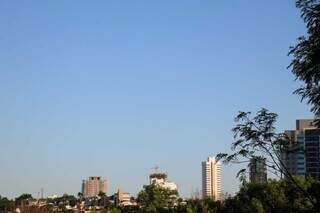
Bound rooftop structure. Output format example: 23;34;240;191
149;167;178;191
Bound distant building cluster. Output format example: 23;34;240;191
76;170;178;209
14;118;320;211
9;119;320;213
13;118;320;212
8;117;320;213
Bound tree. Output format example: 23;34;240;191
250;198;264;213
98;191;110;207
288;0;320;126
51;194;78;208
137;184;178;212
98;191;106;197
0;195;14;212
216;0;320;211
217;109;290;177
216;109;317;207
77;192;83;200
15;193;33;201
212;178;317;213
15;193;33;206
67;195;77;207
176;198;221;213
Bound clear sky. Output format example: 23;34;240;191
0;0;313;198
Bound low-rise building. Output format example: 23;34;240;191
114;189;136;206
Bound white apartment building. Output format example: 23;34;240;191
202;156;222;200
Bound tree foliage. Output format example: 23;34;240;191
221;178;318;213
217;109;291;178
15;193;33;206
288;0;320;125
0;195;14;212
216;108;318;208
137;184;178;212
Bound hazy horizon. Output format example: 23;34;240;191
0;0;313;199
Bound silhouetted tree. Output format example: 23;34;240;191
77;192;83;200
216;109;317;208
98;191;110;207
288;0;320;126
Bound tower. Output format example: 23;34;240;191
82;176;107;197
202;156;222;200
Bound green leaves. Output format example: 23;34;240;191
217;109;282;182
289;0;320;123
137;184;178;211
0;195;14;211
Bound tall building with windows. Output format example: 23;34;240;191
82;176;107;197
282;129;306;177
202;156;222;200
282;119;320;178
305;128;320;178
249;156;267;183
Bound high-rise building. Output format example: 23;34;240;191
249;156;267;183
82;176;107;197
305;128;320;178
202;156;222;200
282;119;320;178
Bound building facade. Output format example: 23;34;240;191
305;128;320;178
249;157;267;183
82;176;107;197
149;168;178;191
114;189;136;206
202;156;222;200
282;129;306;176
282;119;320;178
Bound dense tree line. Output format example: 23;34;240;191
1;178;320;212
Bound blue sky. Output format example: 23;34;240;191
0;0;313;198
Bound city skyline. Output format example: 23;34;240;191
0;0;313;199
